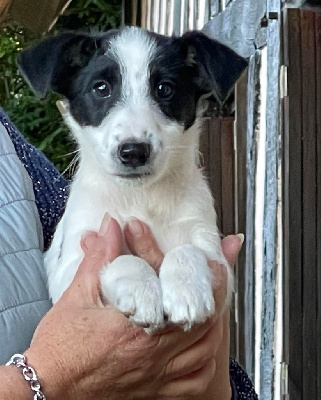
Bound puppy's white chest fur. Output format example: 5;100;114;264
45;161;230;330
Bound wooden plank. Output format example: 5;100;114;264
301;9;317;400
209;118;223;231
199;120;210;174
200;116;237;358
306;0;321;5
122;0;133;25
316;12;321;400
199;119;211;209
221;117;235;235
244;51;261;381
284;9;303;400
220;116;236;358
281;12;293;400
199;118;223;231
284;0;308;6
282;5;290;378
234;70;248;366
200;116;237;356
210;0;221;16
202;0;266;58
259;1;281;397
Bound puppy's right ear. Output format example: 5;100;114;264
17;33;98;99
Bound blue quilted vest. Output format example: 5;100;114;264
0;124;51;364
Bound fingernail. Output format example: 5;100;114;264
236;233;245;249
99;213;111;236
127;218;144;238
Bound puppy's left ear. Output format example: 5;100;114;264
182;31;248;103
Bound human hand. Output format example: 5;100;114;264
23;215;238;400
125;219;243;400
203;235;243;400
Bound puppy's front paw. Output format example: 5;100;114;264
100;255;164;331
159;245;215;331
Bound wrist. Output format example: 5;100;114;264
24;347;72;400
0;364;30;399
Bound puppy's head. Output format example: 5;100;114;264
18;27;247;185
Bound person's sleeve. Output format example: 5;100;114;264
0;117;52;362
0;107;69;250
229;358;258;399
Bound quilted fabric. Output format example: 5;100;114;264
0;123;51;364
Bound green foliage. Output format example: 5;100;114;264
0;0;121;173
55;0;121;31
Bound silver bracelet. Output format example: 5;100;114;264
6;353;47;400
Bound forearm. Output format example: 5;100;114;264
1;349;68;400
23;347;72;400
0;366;30;399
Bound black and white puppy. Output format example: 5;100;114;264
18;27;247;331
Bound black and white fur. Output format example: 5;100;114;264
18;27;247;331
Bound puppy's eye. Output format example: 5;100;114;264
93;81;111;98
157;82;174;100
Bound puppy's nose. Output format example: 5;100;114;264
118;142;151;168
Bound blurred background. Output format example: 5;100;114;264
0;0;122;172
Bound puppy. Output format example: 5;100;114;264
18;27;247;331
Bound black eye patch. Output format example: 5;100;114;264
68;56;122;126
150;47;199;130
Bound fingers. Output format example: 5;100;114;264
66;216;123;304
80;219;122;265
221;234;244;268
159;358;217;398
155;318;215;360
163;318;223;381
208;234;243;314
79;216;122;270
124;218;164;272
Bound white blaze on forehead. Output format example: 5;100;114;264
108;27;157;105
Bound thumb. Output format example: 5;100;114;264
80;217;122;266
124;218;164;272
64;216;123;305
210;234;244;315
221;234;244;268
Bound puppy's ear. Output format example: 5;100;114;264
182;31;247;103
17;33;99;99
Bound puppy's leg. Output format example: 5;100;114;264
159;244;215;331
100;255;164;330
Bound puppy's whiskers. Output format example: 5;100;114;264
56;150;80;181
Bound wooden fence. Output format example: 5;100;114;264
199;116;239;357
283;8;321;400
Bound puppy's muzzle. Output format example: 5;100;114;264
117;142;151;169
